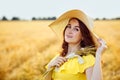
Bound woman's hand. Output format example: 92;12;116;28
48;56;67;68
96;38;107;55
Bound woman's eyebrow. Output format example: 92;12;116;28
67;24;79;27
67;24;71;26
75;26;80;28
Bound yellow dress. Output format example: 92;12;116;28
46;53;95;80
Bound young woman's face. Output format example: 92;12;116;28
65;18;82;44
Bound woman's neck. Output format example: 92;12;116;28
67;42;81;55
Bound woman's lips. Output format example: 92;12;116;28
66;35;73;38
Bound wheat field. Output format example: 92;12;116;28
0;20;120;80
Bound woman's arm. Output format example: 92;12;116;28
86;39;107;80
86;53;102;80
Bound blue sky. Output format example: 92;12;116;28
0;0;120;20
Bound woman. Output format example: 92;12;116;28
45;9;107;80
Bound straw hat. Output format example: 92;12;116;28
49;9;100;47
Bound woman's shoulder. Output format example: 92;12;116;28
82;54;95;60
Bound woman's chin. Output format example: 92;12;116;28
65;40;74;44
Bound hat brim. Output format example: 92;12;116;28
49;9;100;47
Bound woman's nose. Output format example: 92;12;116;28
68;28;73;34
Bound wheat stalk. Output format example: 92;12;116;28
76;46;96;56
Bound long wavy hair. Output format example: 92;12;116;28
61;18;95;57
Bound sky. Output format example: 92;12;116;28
0;0;120;20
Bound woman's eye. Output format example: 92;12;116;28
67;26;71;28
74;28;79;31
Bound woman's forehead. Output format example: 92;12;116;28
68;19;79;26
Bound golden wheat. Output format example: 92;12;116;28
0;20;120;80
